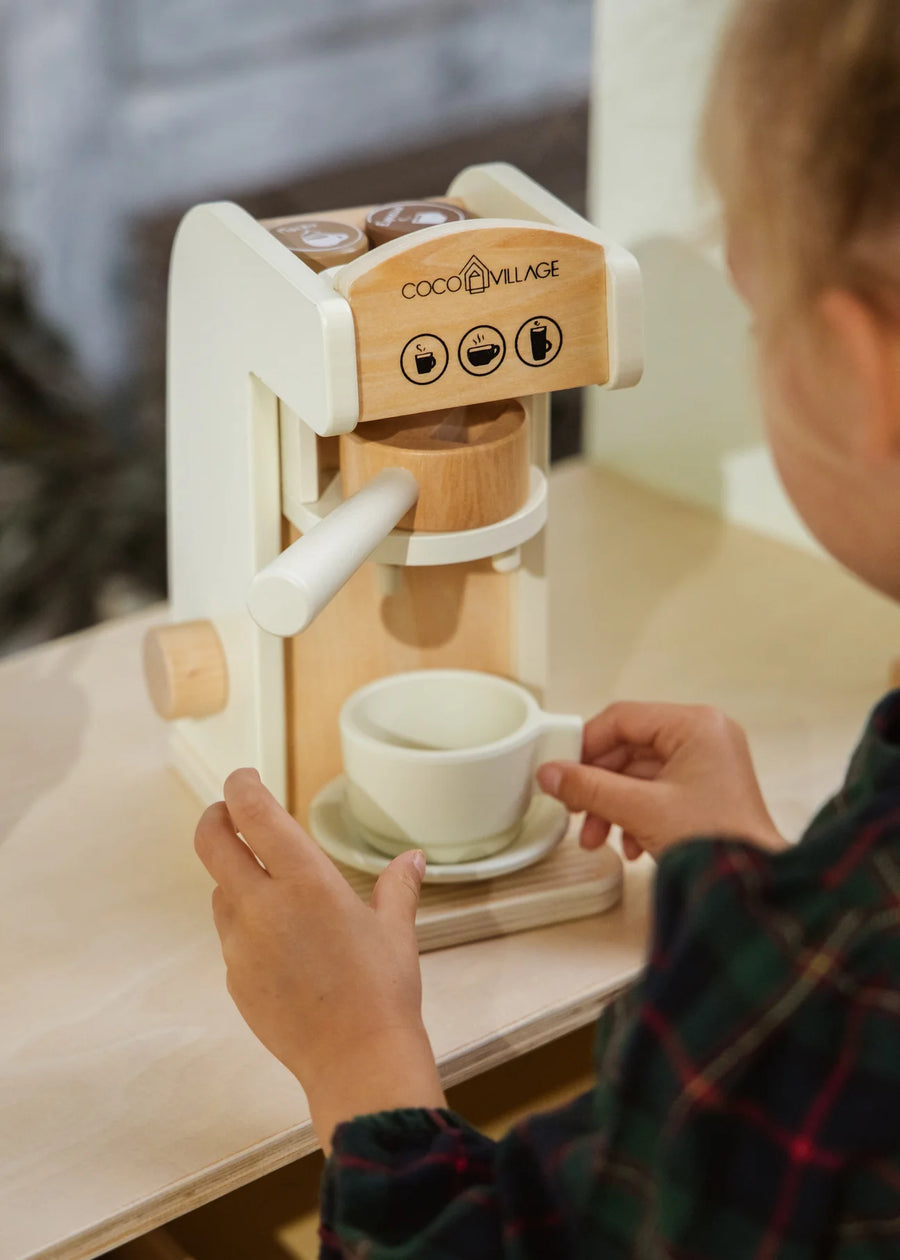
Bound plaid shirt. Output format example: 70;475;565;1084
320;692;900;1258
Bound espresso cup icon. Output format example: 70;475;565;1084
467;343;501;368
415;352;437;374
530;324;552;361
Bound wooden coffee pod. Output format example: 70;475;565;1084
365;201;469;247
268;219;368;271
340;400;529;533
143;620;229;721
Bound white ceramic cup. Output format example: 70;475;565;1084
340;669;583;863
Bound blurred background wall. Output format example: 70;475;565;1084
0;0;593;652
1;0;593;397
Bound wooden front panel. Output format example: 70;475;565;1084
283;520;515;825
337;224;609;422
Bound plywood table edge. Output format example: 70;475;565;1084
20;973;640;1260
23;1130;325;1260
436;974;642;1089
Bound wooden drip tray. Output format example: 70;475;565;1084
339;828;624;952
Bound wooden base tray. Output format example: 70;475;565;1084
339;829;624;952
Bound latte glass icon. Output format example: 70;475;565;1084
401;334;449;385
530;324;551;360
515;316;563;368
459;325;506;376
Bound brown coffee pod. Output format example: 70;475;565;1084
365;201;469;247
269;219;368;271
429;200;475;217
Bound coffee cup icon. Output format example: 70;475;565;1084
529;324;552;361
415;351;437;374
466;343;501;368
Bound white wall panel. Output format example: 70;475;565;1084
586;0;817;553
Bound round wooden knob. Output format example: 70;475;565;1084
143;620;228;721
340;399;529;533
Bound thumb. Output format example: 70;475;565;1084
538;761;660;834
371;849;426;931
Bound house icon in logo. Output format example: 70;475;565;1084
460;255;490;294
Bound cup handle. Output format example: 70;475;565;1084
534;713;584;787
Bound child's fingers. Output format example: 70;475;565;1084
591;744;655;773
590;748;663;783
583;702;688;764
622;833;644;861
580;814;611;850
195;801;267;893
370;850;426;936
617;757;664;782
538;760;662;834
211;884;232;936
222;768;326;877
589;746;631;773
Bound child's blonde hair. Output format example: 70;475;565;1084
702;0;900;317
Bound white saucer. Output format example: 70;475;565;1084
309;775;570;884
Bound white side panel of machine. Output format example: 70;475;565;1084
167;203;360;805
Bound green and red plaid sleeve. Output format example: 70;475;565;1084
319;692;900;1259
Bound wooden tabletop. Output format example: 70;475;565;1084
3;463;900;1260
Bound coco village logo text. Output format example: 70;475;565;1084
400;253;560;299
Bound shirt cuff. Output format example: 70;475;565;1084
330;1106;492;1165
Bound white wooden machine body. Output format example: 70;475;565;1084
165;163;643;808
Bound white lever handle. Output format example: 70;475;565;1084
247;468;419;637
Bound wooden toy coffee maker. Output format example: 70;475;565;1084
144;164;643;915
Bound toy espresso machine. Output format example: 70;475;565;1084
143;163;643;932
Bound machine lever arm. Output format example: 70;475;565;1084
247;469;419;637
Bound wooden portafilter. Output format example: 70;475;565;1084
247;399;529;638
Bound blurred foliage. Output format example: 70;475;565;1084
0;239;165;646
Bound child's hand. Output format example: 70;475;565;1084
537;702;787;861
194;769;445;1152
